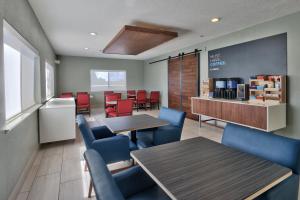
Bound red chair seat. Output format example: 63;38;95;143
105;107;116;113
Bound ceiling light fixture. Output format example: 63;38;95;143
84;47;89;50
89;32;97;36
211;17;221;23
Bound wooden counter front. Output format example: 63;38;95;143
192;97;286;132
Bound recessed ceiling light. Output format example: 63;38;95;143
84;47;89;50
89;32;97;36
211;17;221;23
200;35;205;38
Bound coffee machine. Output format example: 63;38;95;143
213;79;227;98
225;78;241;99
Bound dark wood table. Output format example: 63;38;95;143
131;137;292;200
102;114;169;143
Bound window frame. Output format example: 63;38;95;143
45;61;55;100
90;69;127;92
3;20;41;122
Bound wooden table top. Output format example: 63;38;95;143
102;114;169;133
131;137;292;200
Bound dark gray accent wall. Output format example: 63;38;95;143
0;0;56;199
208;33;287;82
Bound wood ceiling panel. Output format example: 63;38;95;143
103;25;178;55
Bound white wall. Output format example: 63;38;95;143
143;60;168;106
0;0;56;199
57;55;144;107
144;11;300;139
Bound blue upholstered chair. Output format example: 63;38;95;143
84;149;171;200
135;107;186;149
222;123;300;200
77;115;137;164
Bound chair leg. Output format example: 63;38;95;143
88;179;93;198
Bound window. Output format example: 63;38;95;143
90;70;127;91
3;20;39;120
4;44;21;119
45;62;55;100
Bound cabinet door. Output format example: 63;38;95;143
207;100;222;119
222;102;267;130
192;98;207;114
192;99;222;119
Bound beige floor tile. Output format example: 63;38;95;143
28;173;60;200
43;143;64;158
32;149;45;166
37;155;62;177
16;192;29;200
61;158;84;183
63;142;85;161
59;178;96;200
20;164;39;192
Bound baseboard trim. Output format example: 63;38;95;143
8;147;38;200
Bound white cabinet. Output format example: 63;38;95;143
39;98;76;143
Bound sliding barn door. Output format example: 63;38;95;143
168;54;199;120
182;54;199;120
168;58;181;110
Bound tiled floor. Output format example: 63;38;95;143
16;108;223;200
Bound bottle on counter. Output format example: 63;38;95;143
275;78;281;89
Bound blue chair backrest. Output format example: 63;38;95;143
77;115;95;149
222;123;300;174
159;107;186;128
84;149;125;200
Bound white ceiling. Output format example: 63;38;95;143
28;0;300;60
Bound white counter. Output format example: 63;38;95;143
39;98;76;143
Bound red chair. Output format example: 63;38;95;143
108;99;133;118
105;94;119;107
105;94;119;117
148;91;160;110
127;90;136;100
137;90;146;93
61;92;73;97
76;93;90;115
104;91;114;96
114;93;122;99
60;93;73;98
136;90;147;112
104;91;114;107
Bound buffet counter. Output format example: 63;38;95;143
191;96;286;132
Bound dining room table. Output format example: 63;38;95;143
131;137;292;200
101;114;169;143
